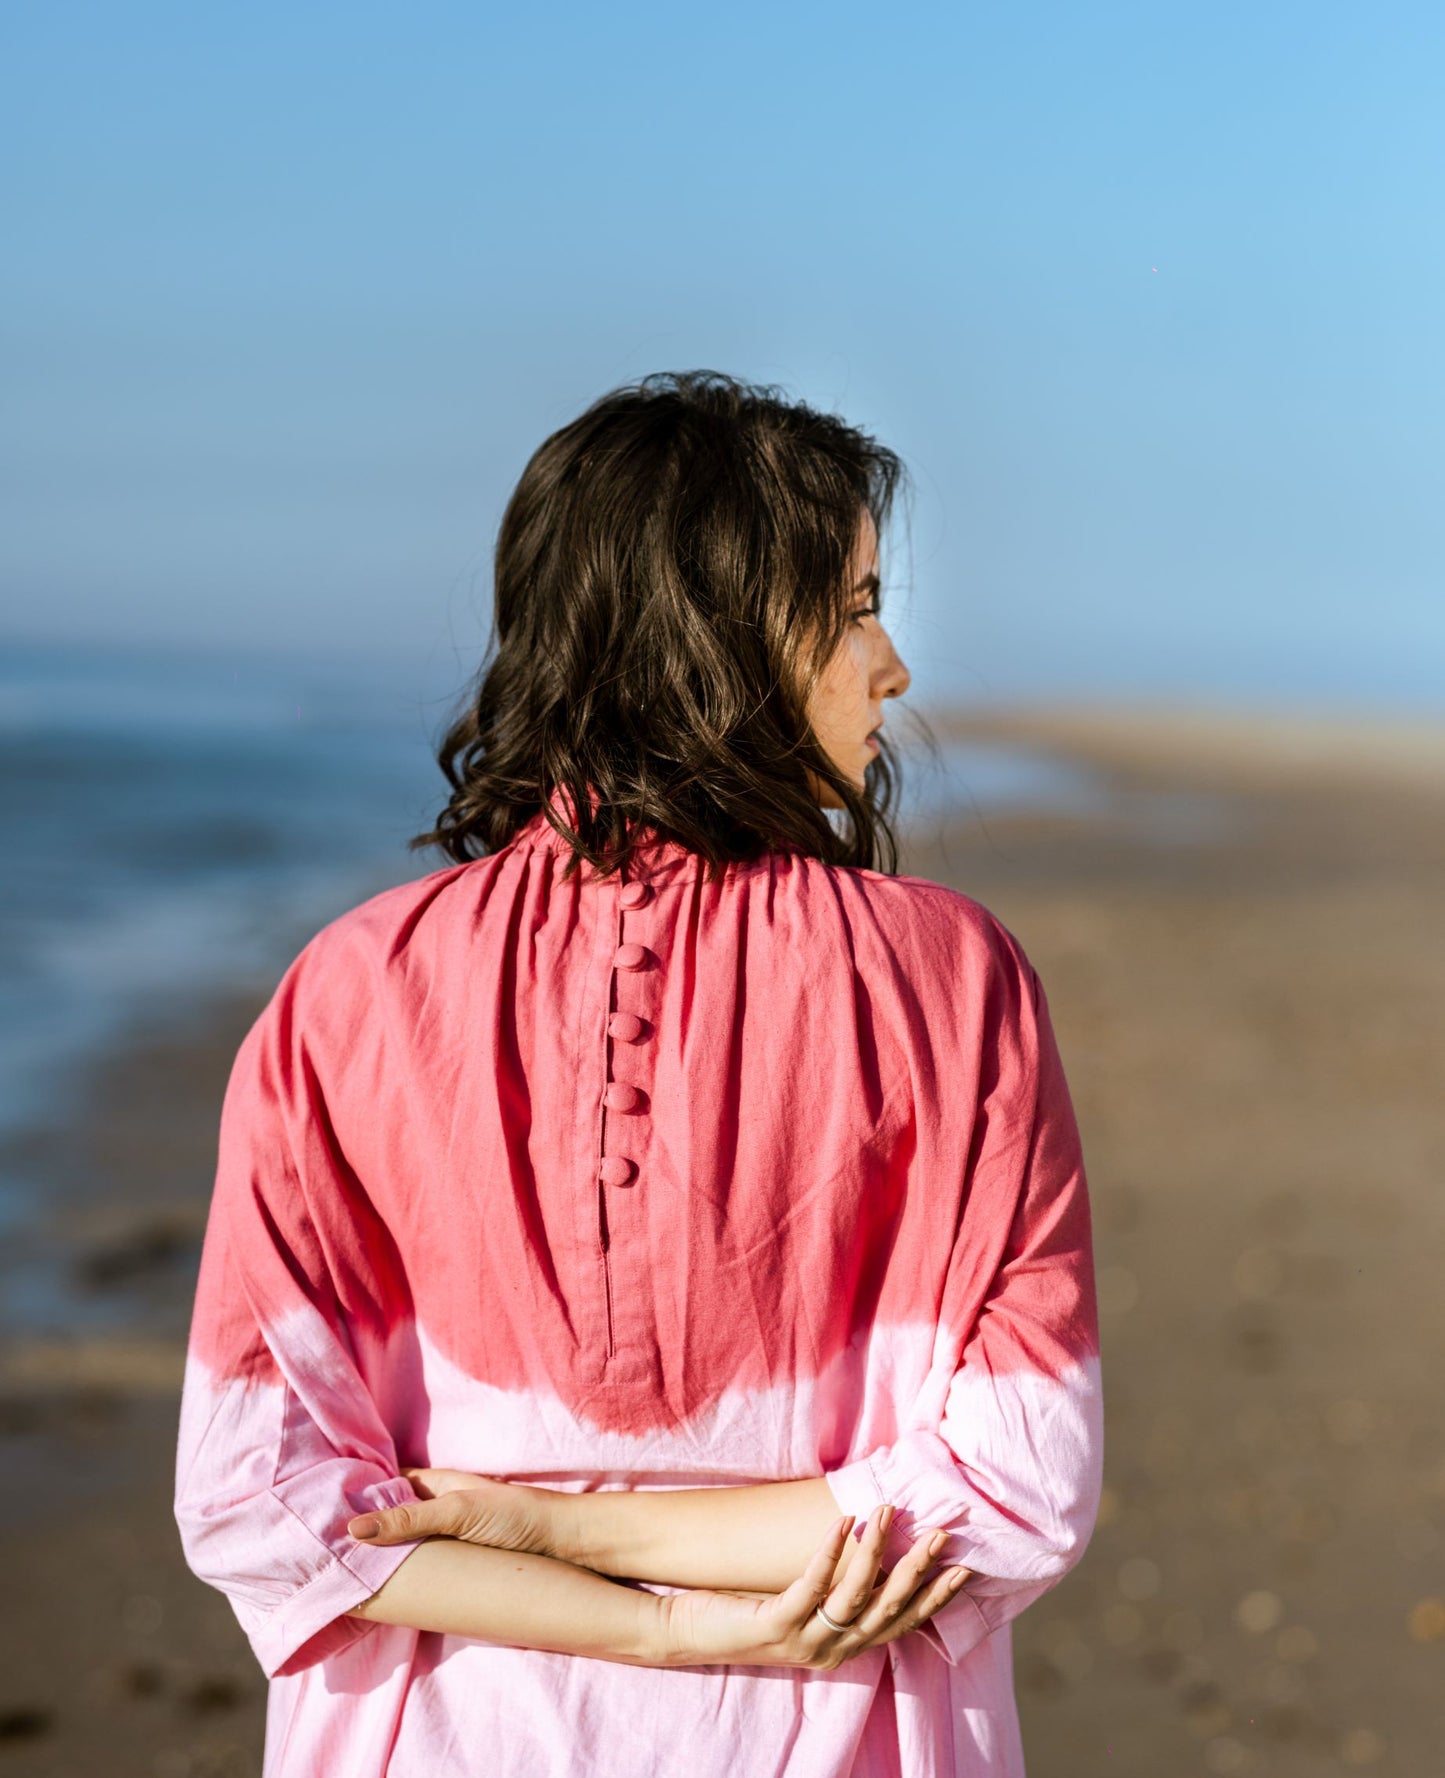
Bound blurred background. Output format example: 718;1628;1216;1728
2;2;1442;1773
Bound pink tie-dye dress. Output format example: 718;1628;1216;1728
174;794;1103;1776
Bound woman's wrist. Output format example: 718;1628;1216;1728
611;1579;676;1667
648;1590;697;1668
547;1486;628;1577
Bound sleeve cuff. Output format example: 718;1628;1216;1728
249;1472;423;1679
824;1453;994;1668
252;1528;422;1678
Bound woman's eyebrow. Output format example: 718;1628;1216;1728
853;572;880;597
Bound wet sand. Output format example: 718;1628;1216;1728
2;709;1442;1776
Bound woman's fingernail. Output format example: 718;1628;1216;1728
879;1505;895;1532
948;1567;969;1590
349;1516;381;1540
928;1531;947;1558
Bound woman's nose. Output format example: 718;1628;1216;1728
879;637;911;700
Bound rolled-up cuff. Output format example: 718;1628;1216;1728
824;1451;994;1667
249;1472;423;1678
255;1530;420;1678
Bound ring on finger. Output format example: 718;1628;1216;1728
815;1602;851;1633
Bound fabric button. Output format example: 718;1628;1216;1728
619;881;652;909
607;1012;645;1042
603;1081;643;1113
613;942;649;970
597;1156;636;1187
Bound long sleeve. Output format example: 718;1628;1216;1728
173;941;422;1680
824;944;1103;1667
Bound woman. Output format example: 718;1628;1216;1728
174;370;1103;1776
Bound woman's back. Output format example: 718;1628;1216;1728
177;797;1102;1777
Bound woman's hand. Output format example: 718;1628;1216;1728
655;1507;971;1671
349;1468;562;1558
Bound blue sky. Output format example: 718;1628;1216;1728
4;0;1443;712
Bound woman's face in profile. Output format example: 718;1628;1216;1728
806;511;911;807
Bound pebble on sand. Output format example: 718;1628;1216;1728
1406;1597;1445;1643
1338;1726;1387;1766
1234;1590;1284;1635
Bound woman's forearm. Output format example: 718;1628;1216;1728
556;1476;848;1594
348;1539;665;1666
350;1471;926;1601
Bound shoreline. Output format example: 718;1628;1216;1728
923;700;1445;792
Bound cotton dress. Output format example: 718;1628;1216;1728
174;792;1104;1776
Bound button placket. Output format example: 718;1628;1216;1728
597;877;656;1200
600;857;687;1383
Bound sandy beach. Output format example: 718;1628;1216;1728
2;707;1442;1776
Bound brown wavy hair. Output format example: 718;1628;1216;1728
412;370;911;881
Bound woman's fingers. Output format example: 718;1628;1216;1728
768;1504;896;1659
348;1494;471;1544
818;1504;894;1627
866;1560;972;1647
853;1523;945;1630
743;1510;972;1672
771;1515;857;1626
850;1526;973;1647
350;1476;552;1557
